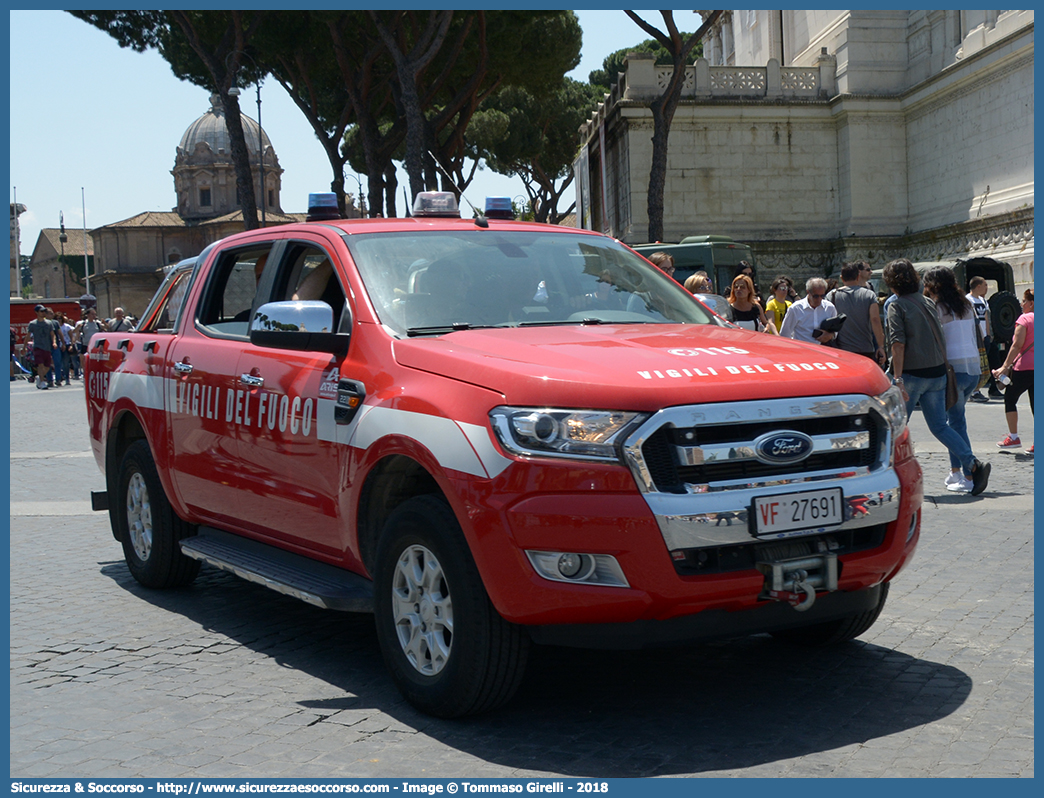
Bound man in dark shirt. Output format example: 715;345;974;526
25;305;55;390
828;261;886;366
45;307;65;386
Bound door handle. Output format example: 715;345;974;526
240;373;264;388
174;362;193;374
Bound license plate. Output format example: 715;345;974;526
751;487;844;537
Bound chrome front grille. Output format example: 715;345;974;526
640;414;880;493
621;395;901;552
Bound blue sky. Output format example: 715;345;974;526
9;10;681;258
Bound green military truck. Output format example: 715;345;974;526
631;236;758;297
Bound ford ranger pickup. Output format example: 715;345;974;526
86;192;923;717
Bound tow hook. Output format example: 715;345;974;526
768;569;818;611
756;553;838;612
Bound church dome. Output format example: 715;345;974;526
172;93;283;221
178;93;274;158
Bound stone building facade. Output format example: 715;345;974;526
10;202;26;296
576;9;1034;292
27;227;94;301
87;209;302;317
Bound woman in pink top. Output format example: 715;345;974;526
993;289;1034;452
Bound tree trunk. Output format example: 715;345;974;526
400;83;428;199
369;11;454;205
167;11;264;232
624;10;723;243
361;115;398;217
220;91;260;230
646;104;671;242
323;17;398;219
384;165;398;217
270;63;353;219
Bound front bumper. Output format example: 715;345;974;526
463;449;920;628
459;393;921;633
528;583;886;649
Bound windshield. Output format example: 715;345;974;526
343;229;719;335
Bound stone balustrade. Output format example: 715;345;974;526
582;52;837;141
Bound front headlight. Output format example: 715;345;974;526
490;407;647;462
873;384;908;442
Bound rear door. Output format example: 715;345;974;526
166;243;277;528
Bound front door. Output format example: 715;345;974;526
233;239;355;559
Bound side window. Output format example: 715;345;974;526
274;244;349;332
138;268;195;334
196;247;273;337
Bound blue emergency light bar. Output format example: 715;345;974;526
306;192;340;221
484;196;515;220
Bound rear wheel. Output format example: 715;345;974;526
771;583;889;645
374;495;529;717
117;440;200;588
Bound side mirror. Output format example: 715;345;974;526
694;293;731;319
250;300;349;357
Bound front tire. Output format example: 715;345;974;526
374;495;529;717
771;582;890;646
117;440;200;588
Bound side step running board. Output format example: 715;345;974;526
180;528;374;613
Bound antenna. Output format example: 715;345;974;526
426;151;485;224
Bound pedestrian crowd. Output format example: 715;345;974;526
663;251;1033;497
14;305;133;390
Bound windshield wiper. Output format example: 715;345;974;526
518;320;584;327
517;318;656;327
405;322;494;337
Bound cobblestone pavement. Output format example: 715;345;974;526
9;378;1033;778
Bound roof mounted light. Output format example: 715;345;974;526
412;191;460;218
306;192;340;222
484;196;514;220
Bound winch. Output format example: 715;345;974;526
756;552;838;611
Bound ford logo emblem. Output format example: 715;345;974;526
753;430;815;465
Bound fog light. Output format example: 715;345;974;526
557;553;583;577
525;551;629;588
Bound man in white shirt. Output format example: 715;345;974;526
779;277;837;344
966;275;993;402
